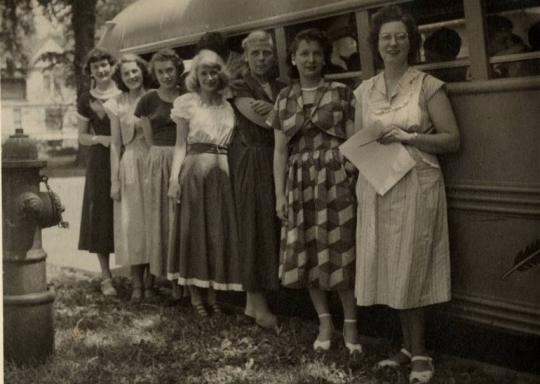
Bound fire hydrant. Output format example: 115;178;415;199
2;128;68;365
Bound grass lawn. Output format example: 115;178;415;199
4;265;539;384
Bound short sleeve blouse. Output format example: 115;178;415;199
170;92;236;146
354;68;444;167
134;90;176;145
103;93;143;145
77;90;120;136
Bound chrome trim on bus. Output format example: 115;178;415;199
437;291;540;336
446;184;540;218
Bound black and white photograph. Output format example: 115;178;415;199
1;0;540;382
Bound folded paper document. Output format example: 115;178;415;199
339;124;416;196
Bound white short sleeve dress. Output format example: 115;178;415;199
354;68;451;309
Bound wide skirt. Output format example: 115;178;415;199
78;144;114;253
280;147;357;290
114;136;149;266
168;151;242;291
354;148;451;309
228;137;280;291
144;146;174;277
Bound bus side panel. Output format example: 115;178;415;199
440;83;540;335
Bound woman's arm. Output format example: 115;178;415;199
167;118;189;202
380;89;460;154
234;97;273;128
77;118;109;147
109;114;122;200
353;100;363;135
273;129;289;222
141;116;154;147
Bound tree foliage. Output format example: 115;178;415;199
0;0;35;76
2;0;138;92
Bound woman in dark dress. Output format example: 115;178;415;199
228;31;284;329
77;48;121;296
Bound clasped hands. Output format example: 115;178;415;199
377;125;415;145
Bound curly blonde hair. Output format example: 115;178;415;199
184;49;231;93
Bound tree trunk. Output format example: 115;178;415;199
72;0;97;167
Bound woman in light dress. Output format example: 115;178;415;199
104;54;152;302
353;6;460;383
134;49;185;301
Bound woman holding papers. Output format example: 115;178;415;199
267;28;361;355
352;6;460;383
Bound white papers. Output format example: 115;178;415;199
339;123;416;196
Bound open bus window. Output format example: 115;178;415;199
396;0;470;83
284;13;361;88
484;1;540;79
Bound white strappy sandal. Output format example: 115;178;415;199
374;347;412;369
409;356;434;383
343;319;363;355
313;313;333;351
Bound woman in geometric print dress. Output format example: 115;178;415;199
104;54;152;303
267;28;361;355
77;48;121;296
228;30;284;329
353;6;460;383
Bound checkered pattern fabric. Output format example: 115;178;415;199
267;81;357;290
267;79;355;144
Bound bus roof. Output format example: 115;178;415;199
98;0;394;54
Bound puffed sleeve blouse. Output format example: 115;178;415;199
170;92;236;147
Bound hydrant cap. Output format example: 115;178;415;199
2;129;39;161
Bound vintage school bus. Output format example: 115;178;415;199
99;0;540;338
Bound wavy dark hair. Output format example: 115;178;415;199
112;54;153;93
148;49;185;86
83;47;116;77
287;28;333;79
368;5;421;65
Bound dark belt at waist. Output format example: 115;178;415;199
152;141;174;147
188;142;228;155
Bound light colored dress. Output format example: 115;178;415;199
134;90;177;277
167;92;242;291
354;68;451;309
104;93;149;266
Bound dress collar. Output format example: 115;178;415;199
373;67;421;99
90;85;122;100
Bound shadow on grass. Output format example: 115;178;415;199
4;265;539;384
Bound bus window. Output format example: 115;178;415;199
400;0;469;83
284;13;361;88
484;1;540;79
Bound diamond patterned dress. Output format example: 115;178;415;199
267;80;357;290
